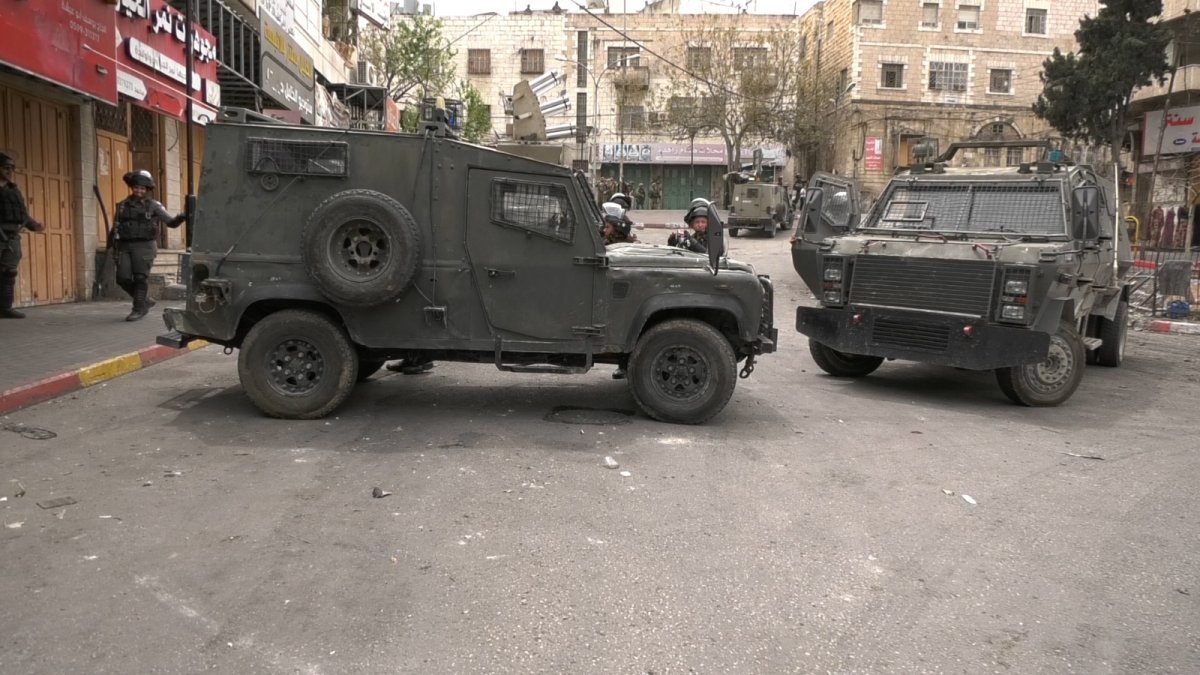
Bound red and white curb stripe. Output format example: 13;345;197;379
0;341;208;416
1147;320;1200;335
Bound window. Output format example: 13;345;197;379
857;0;883;25
1025;8;1047;34
800;34;808;58
989;68;1012;93
467;49;491;75
576;31;588;87
956;4;980;30
921;3;939;27
734;47;767;70
838;68;849;93
620;104;645;130
608;47;640;68
1006;147;1024;166
491;179;575;243
520;49;544;74
687;46;712;71
827;21;834;40
576;93;587;137
246;138;348;176
929;62;968;91
881;63;904;88
984;147;1001;167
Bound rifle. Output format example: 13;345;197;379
92;185;115;300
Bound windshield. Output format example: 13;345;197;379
864;181;1067;236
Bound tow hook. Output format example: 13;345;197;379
739;353;757;379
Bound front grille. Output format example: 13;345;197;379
849;256;995;316
872;317;950;352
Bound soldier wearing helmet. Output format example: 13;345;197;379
668;200;721;255
0;152;45;319
113;170;186;321
600;202;638;246
610;192;632;211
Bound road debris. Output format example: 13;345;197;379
941;489;955;496
164;470;183;478
371;487;393;498
1059;451;1105;460
962;494;977;505
6;521;23;529
602;456;620;469
1;422;57;440
14;482;26;498
619;471;632;477
36;496;77;509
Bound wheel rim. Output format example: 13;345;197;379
650;345;710;400
1024;334;1076;395
267;338;325;395
331;219;389;281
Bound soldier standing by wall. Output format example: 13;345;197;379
113;171;186;322
0;152;45;319
649;178;662;209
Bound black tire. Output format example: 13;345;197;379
357;358;388;382
1094;300;1128;367
996;321;1085;407
729;227;739;238
302;190;421;307
766;218;779;238
808;340;884;377
238;309;358;419
628;319;737;424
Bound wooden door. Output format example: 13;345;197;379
1;86;76;305
96;131;131;247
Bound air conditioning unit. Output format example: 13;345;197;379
357;61;378;86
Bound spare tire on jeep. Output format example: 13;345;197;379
302;189;421;307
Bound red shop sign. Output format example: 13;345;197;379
114;0;220;123
0;0;118;104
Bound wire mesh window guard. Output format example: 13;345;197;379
94;102;128;136
491;179;575;243
873;182;1067;235
246;138;348;176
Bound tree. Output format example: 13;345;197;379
1033;0;1169;154
653;17;804;174
773;63;841;177
360;16;457;106
456;80;493;144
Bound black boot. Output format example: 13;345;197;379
0;273;23;319
125;282;149;321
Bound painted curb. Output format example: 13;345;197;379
1147;320;1200;335
0;341;208;416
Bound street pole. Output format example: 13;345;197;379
689;130;696;200
184;0;196;249
593;76;600;191
618;11;627;191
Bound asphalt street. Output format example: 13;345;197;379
2;231;1197;674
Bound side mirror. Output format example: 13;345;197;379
1071;186;1100;241
801;187;825;235
705;200;725;275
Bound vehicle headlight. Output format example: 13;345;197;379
1001;304;1026;320
824;266;843;282
1004;279;1029;295
823;290;843;304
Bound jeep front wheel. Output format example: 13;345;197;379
1093;300;1128;367
238;310;358;419
628;319;737;424
809;340;884;377
995;321;1084;406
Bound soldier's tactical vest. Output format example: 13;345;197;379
116;199;158;241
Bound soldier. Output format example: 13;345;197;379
649;178;662;209
600;202;638;245
0;152;45;319
634;183;646;210
667;200;721;255
610;192;632;211
113;170;186;321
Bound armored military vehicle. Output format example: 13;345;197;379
728;179;792;238
158;106;776;424
790;140;1131;406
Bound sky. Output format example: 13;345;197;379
432;0;820;16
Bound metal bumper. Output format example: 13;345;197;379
796;305;1050;370
757;275;778;354
729;218;773;231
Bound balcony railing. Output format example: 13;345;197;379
612;66;651;90
1133;63;1200;103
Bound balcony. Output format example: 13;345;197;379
1132;63;1200;105
612;66;651;90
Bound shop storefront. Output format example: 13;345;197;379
1140;105;1199;251
599;142;727;209
0;0;119;305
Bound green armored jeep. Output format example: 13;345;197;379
791;141;1131;406
159;108;776;423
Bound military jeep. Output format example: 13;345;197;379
790;141;1132;406
728;181;792;238
159;108;776;423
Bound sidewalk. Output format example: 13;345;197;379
626;209;688;231
0;301;206;415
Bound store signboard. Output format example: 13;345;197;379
864;136;884;171
260;10;315;124
0;0;118;104
1143;104;1200;156
601;143;727;165
115;0;221;124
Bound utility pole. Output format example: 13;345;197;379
618;10;628;191
184;0;196;249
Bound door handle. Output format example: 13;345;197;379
486;267;515;278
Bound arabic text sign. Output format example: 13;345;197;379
1142;104;1200;156
864;136;883;171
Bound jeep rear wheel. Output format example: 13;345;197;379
996;321;1084;406
808;340;884;377
238;310;358;419
303;190;421;307
1093;300;1128;367
628;319;737;424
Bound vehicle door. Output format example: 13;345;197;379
465;169;600;342
791;172;860;293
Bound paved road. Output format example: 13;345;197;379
2;233;1197;674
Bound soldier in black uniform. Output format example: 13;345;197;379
114;170;185;321
667;201;721;255
0;152;45;319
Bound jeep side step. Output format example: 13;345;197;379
494;340;593;374
1082;337;1102;351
